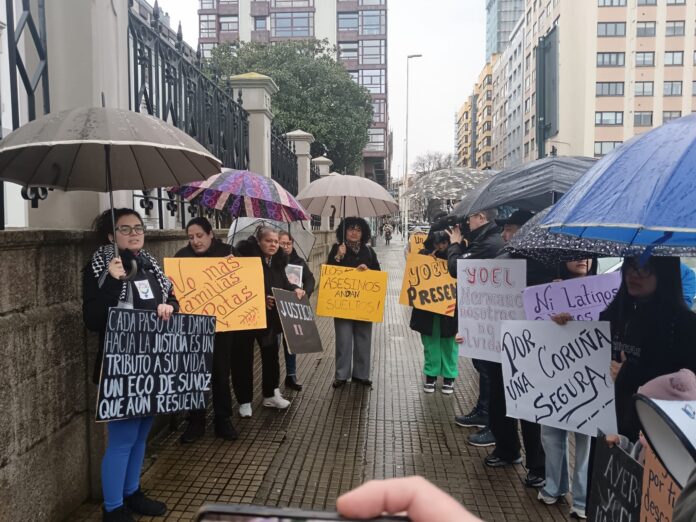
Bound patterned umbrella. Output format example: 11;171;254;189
169;168;310;222
404;167;494;201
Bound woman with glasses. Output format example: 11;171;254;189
83;209;178;522
327;218;381;389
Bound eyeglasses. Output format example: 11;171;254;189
115;224;146;235
279;241;293;247
625;261;653;278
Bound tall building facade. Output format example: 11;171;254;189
486;0;525;61
456;95;479;168
475;58;497;169
198;0;389;186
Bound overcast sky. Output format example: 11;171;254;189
156;0;486;180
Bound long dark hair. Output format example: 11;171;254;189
335;217;371;245
92;208;143;245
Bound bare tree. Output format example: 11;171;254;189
411;151;458;177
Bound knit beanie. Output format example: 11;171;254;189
637;369;696;401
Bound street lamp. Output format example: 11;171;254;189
404;53;422;242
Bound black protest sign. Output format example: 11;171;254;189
273;288;322;354
588;433;643;522
96;308;216;422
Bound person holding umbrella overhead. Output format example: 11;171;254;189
83;208;178;522
327;218;381;389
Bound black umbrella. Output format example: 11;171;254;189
452;156;596;216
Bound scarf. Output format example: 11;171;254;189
345;240;362;255
89;245;172;304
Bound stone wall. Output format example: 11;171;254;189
0;227;332;522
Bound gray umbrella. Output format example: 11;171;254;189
404;167;494;201
452;156;596;216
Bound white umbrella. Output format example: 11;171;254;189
227;217;316;260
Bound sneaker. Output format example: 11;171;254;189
537;490;558;505
262;388;291;409
332;379;346;389
526;472;547;489
102;506;134;522
239;403;252;418
423;381;436;393
179;419;205;444
123;489;167;516
214;418;239;441
484;454;522;467
441;378;454;395
570;507;587;519
352;377;373;387
454;409;489;428
467;427;496;447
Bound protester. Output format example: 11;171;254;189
278;231;316;391
174;217;239;443
447;208;504;447
234;227;305;415
327;217;381;388
409;230;457;394
384;223;393;245
83;208;177;522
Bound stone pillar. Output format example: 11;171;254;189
310;156;333;231
285;129;314;193
228;72;279;178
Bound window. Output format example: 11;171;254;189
338;42;358;60
338;12;358;31
636;52;655;66
359;69;385;94
693;81;696;96
254;17;267;31
598;0;626;5
595;111;624;125
596;81;625;96
665;51;683;65
594;141;622;157
271;12;313;37
359;10;385;35
359;39;386;65
598;22;626;36
664;81;682;96
348;70;359;83
219;15;238;32
271;0;313;6
636;21;656;37
666;0;686;4
666;21;685;36
637;0;656;4
634;111;653;126
366;129;385;151
360;0;385;4
597;52;625;66
372;100;386;123
199;15;216;37
200;0;215;8
635;81;654;96
200;42;215;59
663;111;682;122
218;0;238;5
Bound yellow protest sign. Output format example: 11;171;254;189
164;257;266;332
408;232;427;253
641;444;682;522
316;264;388;323
399;254;456;317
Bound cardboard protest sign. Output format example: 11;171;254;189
164;257;266;332
408;232;427;253
399;253;456;317
588;433;643;522
285;264;304;288
273;288;322;354
500;320;617;436
523;272;621;321
456;259;526;362
641;444;682;522
96;308;216;422
316;264;388;323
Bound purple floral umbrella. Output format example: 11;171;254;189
169;168;310;222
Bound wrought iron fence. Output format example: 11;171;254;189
132;189;231;230
271;130;298;196
309;161;321;230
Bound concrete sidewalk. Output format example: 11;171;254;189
71;238;569;521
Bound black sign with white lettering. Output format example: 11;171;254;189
588;433;644;522
273;288;322;355
96;308;216;422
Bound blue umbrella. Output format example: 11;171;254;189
541;114;696;250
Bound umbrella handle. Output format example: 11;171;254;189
121;259;139;281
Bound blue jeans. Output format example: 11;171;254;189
472;358;492;415
102;416;154;512
540;425;590;510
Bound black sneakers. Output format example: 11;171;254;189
102;506;134;522
124;489;167;516
454;409;489;428
484;454;523;467
467;427;496;447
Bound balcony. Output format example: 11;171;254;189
250;1;270;16
251;29;271;42
337;0;359;10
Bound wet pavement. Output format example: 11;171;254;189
71;238;571;521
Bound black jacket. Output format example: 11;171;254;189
174;238;239;258
447;221;505;277
288;249;316;297
409;248;458;337
327;243;381;270
236;236;299;334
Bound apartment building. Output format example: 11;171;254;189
475;58;497;169
486;0;525;61
197;0;389;185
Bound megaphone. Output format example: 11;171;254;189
634;395;696;488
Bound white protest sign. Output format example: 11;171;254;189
457;259;526;362
500;320;617;437
523;272;621;321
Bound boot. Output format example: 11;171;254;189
102;506;134;522
179;414;205;444
262;388;290;409
285;375;303;391
214;417;239;441
123;489;167;516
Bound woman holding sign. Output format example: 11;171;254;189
234;227;305;415
175;217;240;444
327;218;381;388
83;208;178;522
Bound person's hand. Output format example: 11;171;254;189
551;313;573;325
108;257;126;280
337;243;347;258
455;334;464;344
294;288;306;300
336;477;481;522
610;351;627;381
604;434;621;448
446;225;463;245
356;264;368;271
266;295;275;310
225;253;235;259
157;304;174;321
